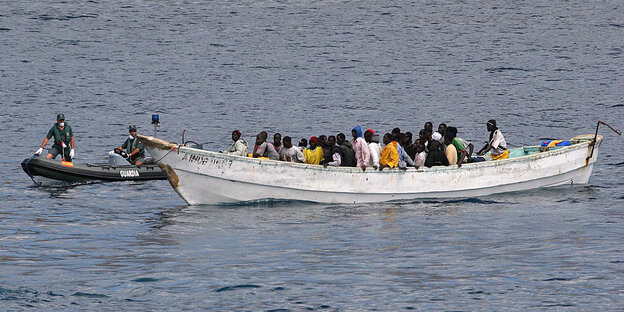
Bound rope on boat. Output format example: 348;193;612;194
23;154;38;183
153;149;174;164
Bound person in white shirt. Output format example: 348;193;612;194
364;129;382;170
220;130;248;156
426;121;444;144
477;119;508;160
273;133;283;154
279;136;305;162
323;135;343;167
437;123;447;143
413;139;427;169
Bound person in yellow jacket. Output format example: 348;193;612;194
379;133;399;171
303;136;324;165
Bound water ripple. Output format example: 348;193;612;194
215;284;262;292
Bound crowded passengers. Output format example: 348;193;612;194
219;120;507;171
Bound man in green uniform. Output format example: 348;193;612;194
114;125;145;165
36;114;75;161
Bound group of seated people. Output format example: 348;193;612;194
219;120;508;171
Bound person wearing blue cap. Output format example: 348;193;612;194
36;114;74;161
351;125;370;171
114;125;145;165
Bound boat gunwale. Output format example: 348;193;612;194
139;134;603;173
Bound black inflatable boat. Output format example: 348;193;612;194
22;154;167;185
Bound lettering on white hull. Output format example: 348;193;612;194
185;154;233;168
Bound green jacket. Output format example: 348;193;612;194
122;137;145;159
46;123;73;149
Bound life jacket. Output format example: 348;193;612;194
126;137;139;154
125;137;144;161
53;123;71;148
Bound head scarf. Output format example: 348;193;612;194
352;125;363;138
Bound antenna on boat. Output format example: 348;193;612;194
151;114;160;137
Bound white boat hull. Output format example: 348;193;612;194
140;135;602;205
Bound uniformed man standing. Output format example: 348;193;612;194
36;114;75;161
114;125;145;165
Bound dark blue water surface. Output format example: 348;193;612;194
1;1;623;310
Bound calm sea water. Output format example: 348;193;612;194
1;0;623;310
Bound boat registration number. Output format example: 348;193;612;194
184;154;232;168
120;170;140;178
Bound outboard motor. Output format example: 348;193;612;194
108;151;131;166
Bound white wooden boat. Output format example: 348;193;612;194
138;133;604;205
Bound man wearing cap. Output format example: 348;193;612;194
114;125;145;165
351;125;371;171
303;136;324;165
36;114;75;161
220;130;248;156
477;119;508;160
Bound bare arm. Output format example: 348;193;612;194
477;144;491;156
457;150;468;167
253;143;264;158
41;137;50;148
129;147;140;157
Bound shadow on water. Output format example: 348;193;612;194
146;184;601;227
136;184;608;257
175;197;506;210
147;205;187;230
33;185;76;199
397;197;505;205
0;285;65;307
193;185;595;208
143;197;510;230
203;198;322;208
